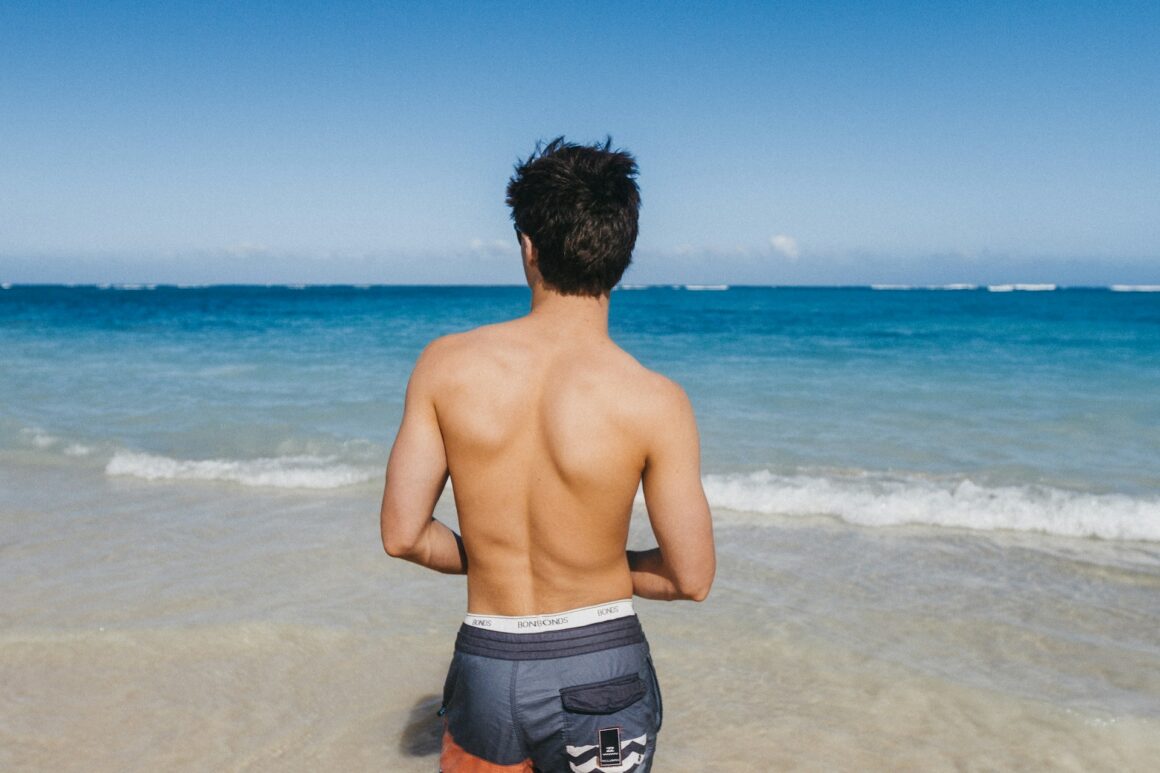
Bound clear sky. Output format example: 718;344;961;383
2;1;1158;285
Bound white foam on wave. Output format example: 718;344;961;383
684;284;729;291
106;451;377;489
1110;284;1160;292
701;470;1160;542
22;427;58;449
17;427;93;456
988;283;1056;292
871;284;977;291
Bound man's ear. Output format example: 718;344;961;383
519;232;544;288
520;232;538;268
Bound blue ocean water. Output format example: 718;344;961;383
2;284;1158;540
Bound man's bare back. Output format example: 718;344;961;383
416;291;712;614
382;287;713;615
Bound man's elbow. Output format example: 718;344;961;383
382;528;419;560
678;580;713;602
675;566;715;602
685;583;712;602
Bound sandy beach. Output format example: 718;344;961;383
4;462;1159;771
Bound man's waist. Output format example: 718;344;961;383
463;598;634;634
455;607;645;661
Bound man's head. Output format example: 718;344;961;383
506;137;640;297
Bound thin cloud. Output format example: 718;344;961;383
469;238;516;257
769;234;800;261
222;242;273;258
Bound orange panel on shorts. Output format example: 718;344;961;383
440;728;534;773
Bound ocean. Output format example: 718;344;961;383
2;284;1159;770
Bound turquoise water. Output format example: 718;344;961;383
6;279;1160;538
4;283;1160;770
2;283;1158;539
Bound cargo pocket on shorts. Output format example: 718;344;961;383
560;674;654;772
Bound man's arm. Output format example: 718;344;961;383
380;343;467;574
631;381;715;601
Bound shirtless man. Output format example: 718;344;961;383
381;138;715;773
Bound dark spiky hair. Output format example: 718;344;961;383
506;137;640;297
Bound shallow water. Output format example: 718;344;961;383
3;465;1158;771
4;285;1159;533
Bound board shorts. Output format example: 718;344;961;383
439;599;662;773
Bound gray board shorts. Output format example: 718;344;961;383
439;601;662;773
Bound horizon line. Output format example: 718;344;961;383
4;282;1159;292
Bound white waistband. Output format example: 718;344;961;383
463;599;635;634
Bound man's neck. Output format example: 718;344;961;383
527;283;611;338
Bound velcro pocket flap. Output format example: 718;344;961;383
560;675;647;715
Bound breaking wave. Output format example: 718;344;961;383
106;451;378;489
702;470;1160;542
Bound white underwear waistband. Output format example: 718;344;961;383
464;599;635;634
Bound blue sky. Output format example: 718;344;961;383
2;1;1157;285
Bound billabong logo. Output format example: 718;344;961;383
565;732;647;772
598;727;622;767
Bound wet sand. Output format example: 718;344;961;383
3;465;1159;771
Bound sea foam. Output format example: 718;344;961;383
872;284;977;291
701;470;1160;542
988;284;1056;292
18;426;93;456
106;451;377;489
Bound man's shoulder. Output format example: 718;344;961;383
417;328;476;361
638;368;691;414
412;323;518;380
600;348;691;419
420;321;502;355
608;348;675;388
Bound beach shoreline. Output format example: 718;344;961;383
3;464;1159;771
3;285;1159;770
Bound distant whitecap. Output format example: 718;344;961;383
988;283;1056;292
